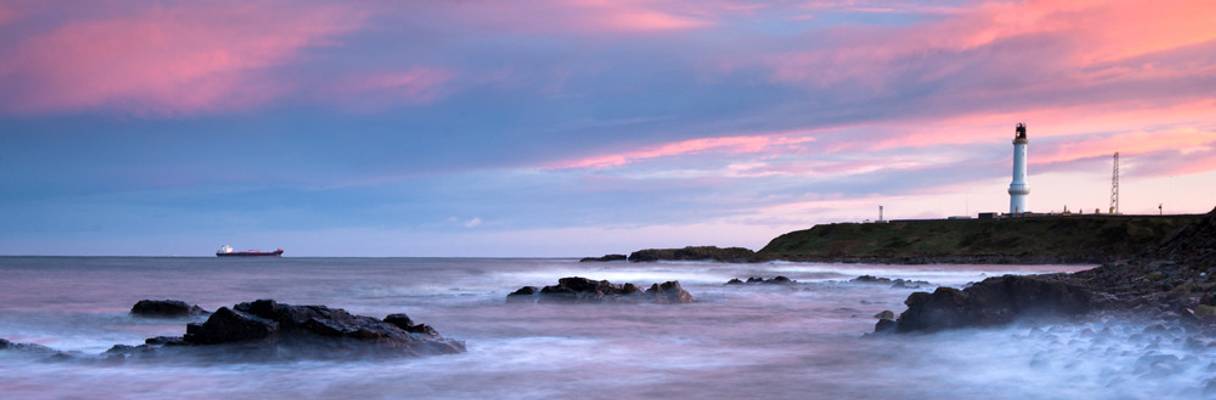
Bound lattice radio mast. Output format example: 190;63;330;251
1109;152;1119;214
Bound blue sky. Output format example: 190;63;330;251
1;1;1215;256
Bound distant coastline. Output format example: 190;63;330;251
584;213;1204;265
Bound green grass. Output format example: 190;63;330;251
757;215;1203;262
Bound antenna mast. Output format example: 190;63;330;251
1109;152;1119;214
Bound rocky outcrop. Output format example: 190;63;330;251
0;338;57;354
726;276;796;285
850;275;932;289
507;277;693;304
0;338;70;360
383;313;439;336
885;275;1098;333
108;299;464;360
130;299;209;317
628;246;756;263
760;214;1202;264
579;254;628;262
647;281;694;304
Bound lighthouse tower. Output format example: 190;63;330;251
1008;123;1030;215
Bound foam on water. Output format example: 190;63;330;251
0;257;1210;399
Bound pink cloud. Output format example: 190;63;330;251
1036;128;1216;166
0;3;366;115
448;0;721;35
548;133;816;169
328;68;456;111
0;4;17;26
768;1;1216;89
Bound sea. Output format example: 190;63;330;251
0;257;1211;399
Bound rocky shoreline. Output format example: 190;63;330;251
2;299;465;362
875;207;1216;334
585;247;1116;265
507;277;694;304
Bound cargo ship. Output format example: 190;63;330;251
216;244;284;257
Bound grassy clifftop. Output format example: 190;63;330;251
757;215;1204;264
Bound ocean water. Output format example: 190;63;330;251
0;257;1212;399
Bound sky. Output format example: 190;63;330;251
1;0;1215;257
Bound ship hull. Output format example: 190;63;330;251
216;250;284;257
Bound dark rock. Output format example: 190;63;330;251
891;279;932;289
890;275;1095;333
851;275;893;284
646;281;694;304
183;307;278;344
509;277;693;304
729;276;796;285
874;318;897;333
579;254;628;262
107;299;470;359
506;286;539;303
383;313;438;336
874;310;895;320
851;275;932;288
628;246;756;263
0;338;56;354
144;336;187;346
131;299;209;317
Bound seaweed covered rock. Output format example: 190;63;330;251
130;299;209;317
507;277;693;304
889;275;1096;333
110;299;464;360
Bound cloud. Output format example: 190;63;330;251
1036;128;1216;165
464;217;483;228
548;133;816;169
327;67;456;111
0;4;17;26
451;0;717;35
0;2;366;115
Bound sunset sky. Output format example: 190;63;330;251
2;0;1214;256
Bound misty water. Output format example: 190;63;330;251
1;257;1213;399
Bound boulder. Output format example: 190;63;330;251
874;318;897;333
130;299;209;317
183;307;278;344
508;277;693;304
506;286;539;303
725;278;744;285
383;313;438;336
111;299;464;360
874;310;895;320
647;281;694;304
888;275;1095;333
579;254;628;262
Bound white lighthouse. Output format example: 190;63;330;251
1008;123;1030;215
